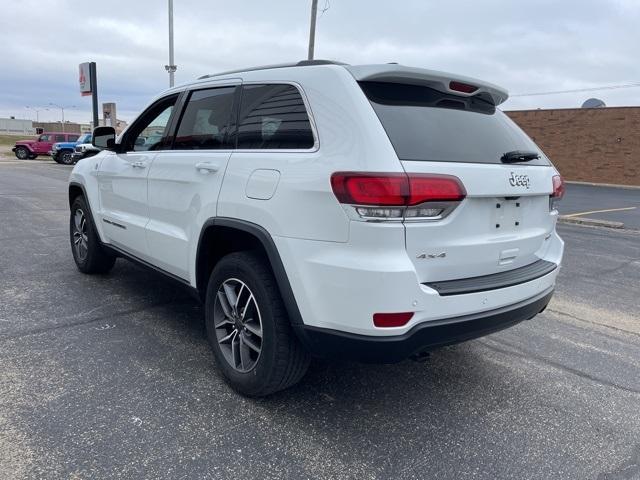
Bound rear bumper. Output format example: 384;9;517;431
295;288;553;363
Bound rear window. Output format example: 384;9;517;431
236;84;315;150
360;81;549;166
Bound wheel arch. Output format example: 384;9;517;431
68;182;87;207
196;218;304;326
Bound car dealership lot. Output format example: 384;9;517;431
1;159;639;480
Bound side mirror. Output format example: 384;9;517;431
93;126;117;150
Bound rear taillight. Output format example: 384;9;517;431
331;172;466;221
550;174;564;211
552;175;565;198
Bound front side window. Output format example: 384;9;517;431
173;86;236;150
236;84;315;150
125;95;178;152
38;134;50;142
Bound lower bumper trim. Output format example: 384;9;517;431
294;288;554;363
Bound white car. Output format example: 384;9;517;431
68;60;564;396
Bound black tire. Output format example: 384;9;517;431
28;153;37;160
59;150;74;165
70;196;116;274
14;147;29;160
205;251;310;396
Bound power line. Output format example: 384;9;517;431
511;82;640;97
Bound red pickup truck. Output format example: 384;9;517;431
12;132;80;159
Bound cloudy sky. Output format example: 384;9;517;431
1;0;639;123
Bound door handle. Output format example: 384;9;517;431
131;161;147;169
195;162;220;173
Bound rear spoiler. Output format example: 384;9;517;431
346;64;509;106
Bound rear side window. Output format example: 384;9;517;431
174;86;236;150
360;81;549;165
236;84;314;150
68;135;79;142
55;134;65;142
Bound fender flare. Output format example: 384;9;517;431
196;217;304;326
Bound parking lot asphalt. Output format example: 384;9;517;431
559;183;640;229
1;159;639;480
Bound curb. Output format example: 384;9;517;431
565;181;640;190
558;216;624;229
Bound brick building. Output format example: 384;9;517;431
506;107;640;186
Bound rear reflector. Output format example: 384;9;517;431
331;172;466;206
373;312;414;328
449;81;479;94
551;175;565;198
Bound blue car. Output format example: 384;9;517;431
50;133;92;165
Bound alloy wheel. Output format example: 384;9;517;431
213;278;263;373
72;208;89;261
16;148;28;159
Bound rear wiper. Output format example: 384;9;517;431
501;150;540;163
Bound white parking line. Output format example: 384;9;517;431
564;207;637;218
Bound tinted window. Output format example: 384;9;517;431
236;84;314;149
38;134;50;142
174;87;236;150
55;135;65;142
360;81;550;165
124;95;178;151
68;135;79;142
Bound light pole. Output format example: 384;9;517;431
165;0;177;87
48;103;76;133
307;0;318;60
25;106;48;122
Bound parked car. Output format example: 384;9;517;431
71;141;101;163
68;60;565;396
50;133;92;164
13;132;79;160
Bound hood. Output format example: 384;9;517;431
15;139;36;145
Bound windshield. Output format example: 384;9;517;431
77;133;92;144
360;81;550;166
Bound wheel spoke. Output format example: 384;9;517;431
240;294;254;320
74;211;83;231
217;291;233;318
214;317;233;329
239;336;252;370
218;329;236;344
243;319;262;338
222;283;238;315
235;283;245;309
231;333;241;369
242;335;261;354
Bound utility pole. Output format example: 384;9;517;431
165;0;177;87
49;103;76;133
307;0;318;61
25;106;47;122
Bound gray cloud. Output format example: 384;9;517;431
1;0;639;123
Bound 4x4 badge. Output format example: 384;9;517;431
416;252;446;259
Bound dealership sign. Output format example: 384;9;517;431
79;62;92;96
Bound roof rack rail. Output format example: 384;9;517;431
197;59;347;80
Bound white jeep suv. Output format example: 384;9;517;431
69;60;564;396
